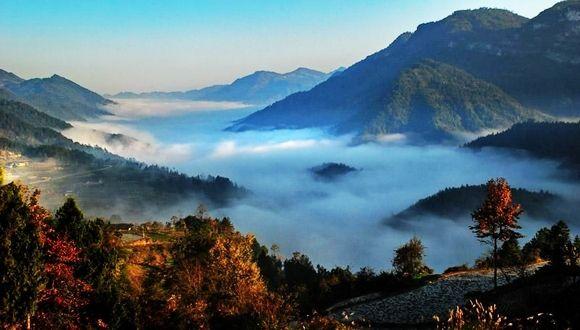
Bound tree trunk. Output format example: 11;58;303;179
493;238;498;289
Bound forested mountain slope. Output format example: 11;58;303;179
465;121;580;179
233;2;580;139
1;71;112;121
0;96;246;218
387;184;564;227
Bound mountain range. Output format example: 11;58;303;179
0;69;112;121
231;2;580;140
109;67;342;106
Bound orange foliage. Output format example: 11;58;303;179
166;218;290;328
206;234;268;315
471;178;523;242
470;178;523;288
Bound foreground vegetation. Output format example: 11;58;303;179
0;178;578;329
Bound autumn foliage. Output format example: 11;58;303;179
0;184;95;329
471;178;523;288
2;179;578;329
151;216;289;328
34;221;92;328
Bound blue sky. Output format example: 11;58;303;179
0;0;560;93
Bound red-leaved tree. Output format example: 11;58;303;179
31;196;93;328
471;178;523;289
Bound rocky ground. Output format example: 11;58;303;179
328;268;540;327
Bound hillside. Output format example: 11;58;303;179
0;69;24;86
465;121;580;169
1;72;112;121
0;99;71;130
231;3;580;138
111;67;336;105
329;269;514;326
0;99;74;146
339;60;545;139
0;97;246;218
0;97;129;161
387;184;566;226
0;88;20;102
2;138;247;218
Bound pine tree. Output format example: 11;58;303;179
54;197;84;242
0;183;43;327
548;221;571;268
499;237;522;268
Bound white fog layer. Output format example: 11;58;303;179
62;99;580;272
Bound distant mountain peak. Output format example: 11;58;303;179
446;7;528;30
450;7;521;18
247;67;325;78
529;0;580;27
1;71;112;121
112;66;332;105
0;68;23;79
0;69;24;86
47;73;77;83
251;70;278;76
415;7;527;35
232;2;580;138
288;67;323;75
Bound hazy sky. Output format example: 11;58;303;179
0;0;559;94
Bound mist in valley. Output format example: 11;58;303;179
59;98;580;272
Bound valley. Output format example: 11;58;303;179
34;97;578;272
1;1;580;328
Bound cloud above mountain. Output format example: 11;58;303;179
62;121;194;164
104;98;247;118
60;100;580;272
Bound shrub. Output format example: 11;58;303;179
393;236;433;278
444;264;470;274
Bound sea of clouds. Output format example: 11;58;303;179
61;98;580;272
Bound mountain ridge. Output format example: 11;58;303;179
231;3;580;139
1;71;113;121
0;69;24;86
109;67;341;106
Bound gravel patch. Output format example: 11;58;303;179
330;270;509;325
